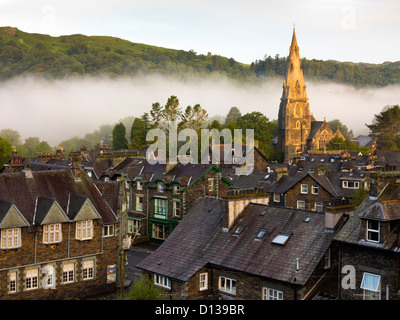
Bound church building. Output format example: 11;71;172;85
277;28;344;162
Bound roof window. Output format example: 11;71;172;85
272;233;291;245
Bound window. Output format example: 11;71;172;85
43;224;62;244
300;184;308;194
297;200;305;210
83;260;95;280
152;224;168;240
76;220;93;240
342;181;360;189
272;233;291;245
1;228;21;249
154;198;167;216
9;271;17;293
366;220;380;242
233;225;244;235
173;200;181;217
136;195;144;212
128;219;140;234
62;262;75;284
263;287;283;300
208;178;214;193
324;248;331;269
42;265;55;289
154;274;171;289
361;272;381;300
103;225;114;237
157;183;164;193
199;273;208;291
173;185;181;195
311;185;319;194
25;268;38;290
315;202;323;212
137;180;143;191
255;229;266;240
219;276;236;295
273;193;280;202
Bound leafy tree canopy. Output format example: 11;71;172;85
112;122;128;150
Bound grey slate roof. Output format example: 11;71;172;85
137;198;334;286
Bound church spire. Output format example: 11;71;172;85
281;27;307;101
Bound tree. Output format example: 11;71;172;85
130;118;146;150
0;137;12;169
150;102;164;128
351;184;369;208
23;137;41;157
141;112;150;133
180;104;208;131
234;112;275;158
207;119;222;131
224;107;241;126
162;95;182;124
123;277;167;300
327;119;354;140
366;105;400;150
0;128;21;147
112;123;128;150
32;141;53;157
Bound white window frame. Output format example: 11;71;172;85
154;274;171;289
25;268;39;290
311;185;319;195
342;180;360;189
1;228;21;249
152;224;168;240
137;180;143;191
82;260;95;280
62;262;75;284
262;287;283;300
219;276;236;295
300;184;308;194
75;220;93;240
273;193;280;202
199;272;208;291
366;220;380;243
173;185;181;195
154;198;167;215
128;219;140;234
43;224;62;244
136;195;144;212
315;202;323;212
173;200;181;217
9;270;17;293
361;272;381;300
297;200;305;210
157;183;164;193
208;178;214;193
103;224;114;237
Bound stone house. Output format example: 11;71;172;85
136;191;344;300
0;168;119;300
334;182;400;300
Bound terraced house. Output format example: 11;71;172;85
0;168;119;300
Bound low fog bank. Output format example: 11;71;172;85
0;75;399;146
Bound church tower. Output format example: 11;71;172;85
277;28;311;162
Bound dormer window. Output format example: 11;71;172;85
76;220;93;240
1;228;21;249
366;220;380;243
157;183;164;193
137;181;143;191
43;224;62;244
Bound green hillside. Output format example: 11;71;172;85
0;26;399;87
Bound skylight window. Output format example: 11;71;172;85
260;210;267;216
272;233;291;245
233;225;244;235
255;229;266;240
304;217;311;223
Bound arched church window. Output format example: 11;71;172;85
319;131;329;149
295;80;301;95
296;121;300;128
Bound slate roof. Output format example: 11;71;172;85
307;121;324;140
34;197;56;225
95;181;121;213
137;198;334;286
0;169;117;228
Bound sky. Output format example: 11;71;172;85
0;0;399;146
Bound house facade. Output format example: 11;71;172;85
0;169;119;300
